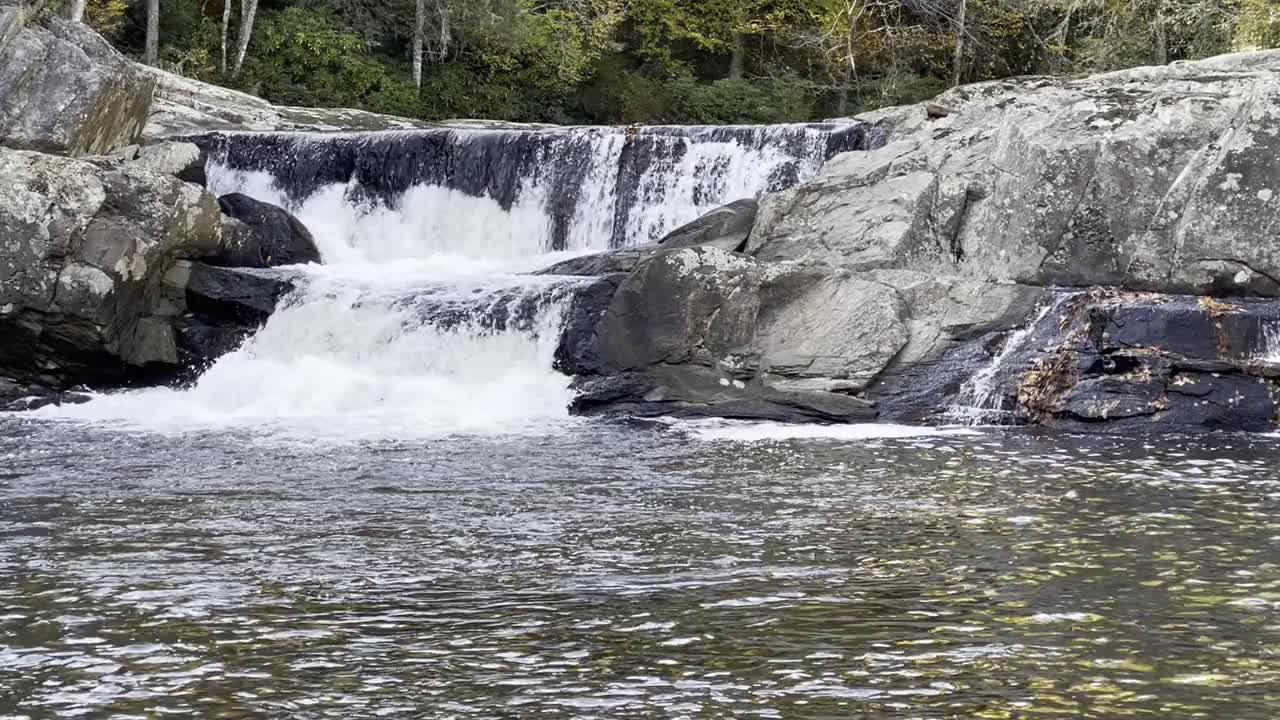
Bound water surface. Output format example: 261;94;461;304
3;420;1278;718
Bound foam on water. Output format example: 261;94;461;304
38;266;579;442
675;419;982;443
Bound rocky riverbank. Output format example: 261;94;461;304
5;6;1280;431
537;50;1280;431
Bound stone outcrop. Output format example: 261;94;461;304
541;50;1280;430
112;141;207;185
0;145;303;398
568;247;897;422
945;290;1280;432
0;147;222;387
537;199;758;276
0;15;154;155
755;50;1280;298
142;65;546;140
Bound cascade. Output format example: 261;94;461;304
1255;320;1280;364
946;293;1077;425
41;123;873;438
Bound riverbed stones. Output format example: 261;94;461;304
0;17;154;156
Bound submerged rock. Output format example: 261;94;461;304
0;17;154;156
213;193;321;267
0;377;90;412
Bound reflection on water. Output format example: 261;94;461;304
2;420;1279;718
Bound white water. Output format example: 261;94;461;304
1255;321;1280;364
41;266;580;441
207;125;844;258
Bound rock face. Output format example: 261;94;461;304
549;50;1280;431
213;193;322;267
755;50;1280;298
142;66;428;140
0;147;222;387
0;146;297;396
0;16;154;155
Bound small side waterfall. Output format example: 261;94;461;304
947;294;1076;425
1254;320;1280;364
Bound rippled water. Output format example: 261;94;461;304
2;419;1280;719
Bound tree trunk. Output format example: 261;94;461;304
412;0;425;93
232;0;259;78
728;32;745;80
219;0;231;74
68;0;86;22
144;0;159;66
437;2;450;63
1153;1;1168;65
951;0;967;87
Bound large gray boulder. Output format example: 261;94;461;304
752;50;1280;297
0;146;230;388
570;247;905;422
658;198;757;253
0;16;154;155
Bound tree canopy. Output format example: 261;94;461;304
85;0;1280;124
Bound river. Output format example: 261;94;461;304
2;422;1279;717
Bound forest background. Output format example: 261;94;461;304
75;0;1280;124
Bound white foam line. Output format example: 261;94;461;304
671;420;983;443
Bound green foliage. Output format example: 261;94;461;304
86;0;129;39
116;0;1266;125
237;8;418;113
667;77;815;124
1236;0;1280;48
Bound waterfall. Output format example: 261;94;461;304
38;123;870;439
1255;320;1280;364
946;294;1075;425
199;123;875;260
